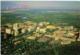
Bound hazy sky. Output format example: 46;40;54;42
1;1;80;10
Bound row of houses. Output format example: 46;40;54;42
1;21;80;45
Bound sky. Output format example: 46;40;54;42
1;1;80;10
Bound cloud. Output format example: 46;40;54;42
1;1;80;10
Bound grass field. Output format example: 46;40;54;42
1;10;80;27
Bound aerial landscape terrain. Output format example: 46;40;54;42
1;1;80;55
